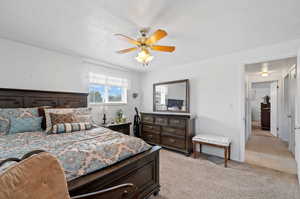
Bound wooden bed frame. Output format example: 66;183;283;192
0;88;161;199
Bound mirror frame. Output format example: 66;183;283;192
153;79;190;113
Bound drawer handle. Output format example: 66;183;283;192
172;120;180;124
168;128;175;132
148;135;153;138
169;138;175;143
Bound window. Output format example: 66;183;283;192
89;73;128;104
89;84;105;103
108;86;123;102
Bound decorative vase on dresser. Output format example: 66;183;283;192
140;112;195;156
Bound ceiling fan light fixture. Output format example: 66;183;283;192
135;50;154;65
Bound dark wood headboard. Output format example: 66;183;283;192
0;88;88;108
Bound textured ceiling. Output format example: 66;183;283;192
0;0;300;71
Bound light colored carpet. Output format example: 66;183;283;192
150;150;300;199
252;128;273;137
246;126;297;174
251;121;273;137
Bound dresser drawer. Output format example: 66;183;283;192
161;127;185;137
161;136;185;150
155;117;168;126
169;118;186;128
142;131;160;144
142;115;154;124
143;124;160;134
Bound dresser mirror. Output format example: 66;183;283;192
153;79;190;113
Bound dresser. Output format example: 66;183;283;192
141;113;195;155
261;103;270;130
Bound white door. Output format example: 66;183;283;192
289;67;296;154
270;81;278;137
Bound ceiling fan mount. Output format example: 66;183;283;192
139;28;150;37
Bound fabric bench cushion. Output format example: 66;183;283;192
192;134;231;146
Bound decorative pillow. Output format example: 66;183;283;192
44;108;93;132
8;117;43;134
51;122;92;134
49;113;78;126
75;114;93;123
0;108;39;134
37;106;52;130
72;108;92;115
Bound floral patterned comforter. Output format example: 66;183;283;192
0;127;151;180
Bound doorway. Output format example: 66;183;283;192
250;81;276;137
244;57;297;174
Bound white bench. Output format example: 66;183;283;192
192;134;231;167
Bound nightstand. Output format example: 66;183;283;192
101;122;132;135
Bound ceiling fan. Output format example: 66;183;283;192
115;28;175;66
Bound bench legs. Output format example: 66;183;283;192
193;141;231;168
193;142;197;158
193;143;202;158
224;146;228;168
228;144;231;160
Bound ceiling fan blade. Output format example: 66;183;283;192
115;34;141;46
145;29;168;45
116;47;138;54
150;45;175;52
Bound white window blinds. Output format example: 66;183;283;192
89;72;128;88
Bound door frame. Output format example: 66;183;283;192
245;80;279;137
240;55;298;162
295;53;300;183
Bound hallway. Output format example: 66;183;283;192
245;123;297;174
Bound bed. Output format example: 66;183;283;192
0;88;161;198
